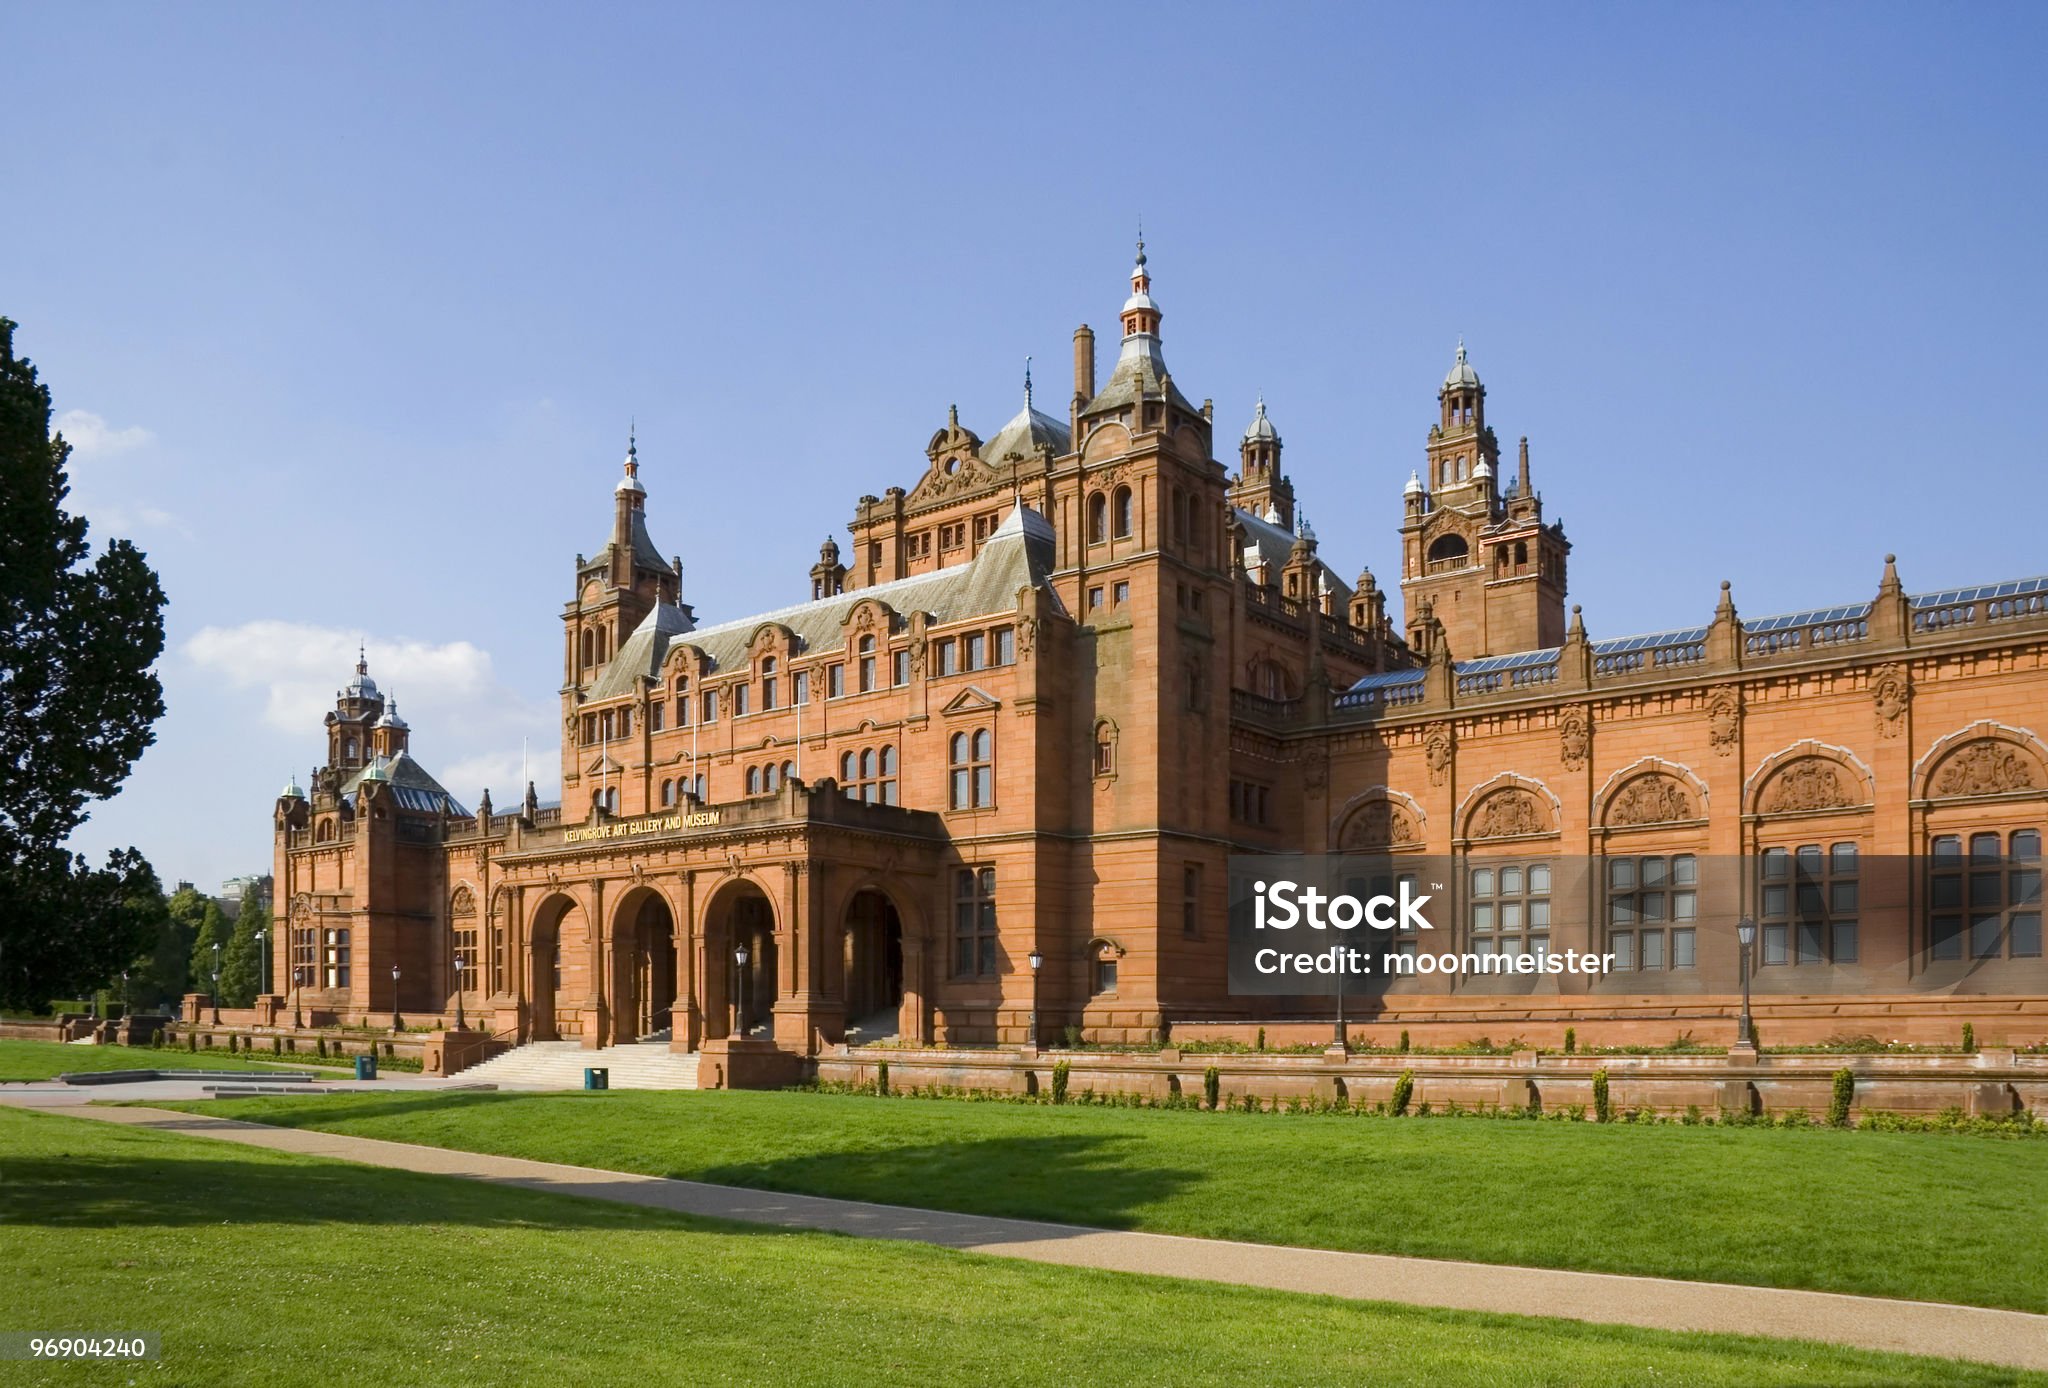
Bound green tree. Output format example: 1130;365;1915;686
220;885;270;1006
0;317;168;1010
191;901;230;1000
137;885;209;1009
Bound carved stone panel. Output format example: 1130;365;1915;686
1932;741;2040;798
1760;759;1853;814
1340;801;1417;850
1558;705;1590;771
1471;789;1546;840
1872;663;1910;739
1607;775;1695;827
1425;724;1454;787
1707;687;1740;758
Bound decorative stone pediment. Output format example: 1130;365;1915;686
1338;799;1419;849
940;685;1001;716
449;884;476;918
1605;774;1695;827
1760;759;1855;814
1931;740;2041;798
1471;789;1547;840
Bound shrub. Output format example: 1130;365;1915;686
1962;1022;1976;1053
1829;1068;1855;1127
1683;1104;1703;1126
1390;1069;1415;1116
1051;1060;1070;1105
1203;1066;1220;1110
186;1031;197;1051
1563;1027;1576;1054
1063;1025;1082;1049
1256;1027;1267;1052
1591;1068;1611;1123
876;1060;889;1096
1398;1029;1411;1054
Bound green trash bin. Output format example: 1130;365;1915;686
584;1067;609;1091
354;1055;378;1080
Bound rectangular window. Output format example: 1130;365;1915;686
1470;859;1550;959
936;640;958;676
1608;854;1697;968
1929;830;2041;963
1759;841;1857;966
1087;586;1104;610
701;691;719;723
827;664;844;699
1093;957;1119;994
993;627;1014;665
953;866;998;978
793;670;809;705
893;650;910;686
964;633;985;671
732;684;750;717
1113;580;1130;605
1182;863;1202;938
649;701;664;732
323;928;351;989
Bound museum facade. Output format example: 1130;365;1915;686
268;246;2048;1054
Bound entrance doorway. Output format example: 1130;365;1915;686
617;888;677;1042
529;894;585;1042
705;881;777;1039
843;889;904;1042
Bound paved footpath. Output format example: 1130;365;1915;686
10;1096;2048;1373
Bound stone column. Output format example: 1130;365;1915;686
674;870;699;1051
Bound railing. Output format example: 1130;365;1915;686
1916;591;2047;633
1243;584;1305;631
1746;617;1866;659
1231;689;1301;724
1337;679;1426;711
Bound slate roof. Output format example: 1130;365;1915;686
587;503;1061;699
339;751;469;817
1235;507;1352;602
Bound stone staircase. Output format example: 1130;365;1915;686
450;1039;701;1091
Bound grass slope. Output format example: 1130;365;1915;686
0;1039;304;1083
182;1088;2048;1313
0;1107;2030;1388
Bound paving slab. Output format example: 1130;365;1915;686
7;1096;2044;1373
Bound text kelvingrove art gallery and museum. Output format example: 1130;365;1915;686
248;244;2047;1069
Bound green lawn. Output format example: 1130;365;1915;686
181;1088;2048;1314
0;1108;2029;1388
0;1038;307;1083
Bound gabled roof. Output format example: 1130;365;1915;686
586;504;1061;699
1235;507;1352;602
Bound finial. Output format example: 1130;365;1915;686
948;403;959;430
356;642;367;676
1135;216;1145;266
1255;392;1266;420
1456;336;1467;364
1024;355;1033;411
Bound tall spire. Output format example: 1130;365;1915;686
1023;355;1033;412
1120;232;1161;340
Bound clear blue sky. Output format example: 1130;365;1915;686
7;3;2044;890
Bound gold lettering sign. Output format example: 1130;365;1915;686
564;809;721;844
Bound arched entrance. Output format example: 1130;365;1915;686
704;880;777;1039
614;887;678;1042
843;889;904;1042
529;893;587;1042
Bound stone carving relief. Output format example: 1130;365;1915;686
1932;741;2040;798
1424;724;1454;787
1872;663;1911;738
1017;615;1039;660
1558;706;1590;771
1606;774;1694;827
449;884;476;917
1707;687;1741;757
1301;758;1329;795
1472;789;1545;840
1759;759;1853;814
1340;801;1417;849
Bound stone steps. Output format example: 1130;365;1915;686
451;1040;700;1090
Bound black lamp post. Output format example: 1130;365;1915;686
1736;916;1757;1048
120;969;129;1022
1026;949;1043;1047
391;963;403;1033
210;942;222;1024
733;942;750;1038
254;927;267;1011
453;955;467;1030
293;965;304;1029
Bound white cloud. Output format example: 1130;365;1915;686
54;408;153;460
183;620;560;808
86;502;191;539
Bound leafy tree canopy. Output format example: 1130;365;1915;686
0;315;169;1008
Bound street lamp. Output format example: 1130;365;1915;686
1026;949;1043;1048
120;970;129;1023
254;927;267;1010
391;964;403;1033
210;942;222;1025
293;965;304;1029
1736;916;1757;1048
453;955;467;1030
733;942;750;1038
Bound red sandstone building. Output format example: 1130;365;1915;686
270;247;2048;1057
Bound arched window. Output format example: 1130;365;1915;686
596;628;608;664
1426;534;1470;570
860;748;876;779
343;737;357;761
607;787;619;813
1456;456;1469;481
1094;725;1116;775
581;629;595;668
879;746;898;805
1254;660;1291;701
1087;492;1108;545
1113;486;1134;539
840;751;856;782
781;759;796;786
660;778;674;806
950;729;993;808
746;766;762;795
858;635;877;692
